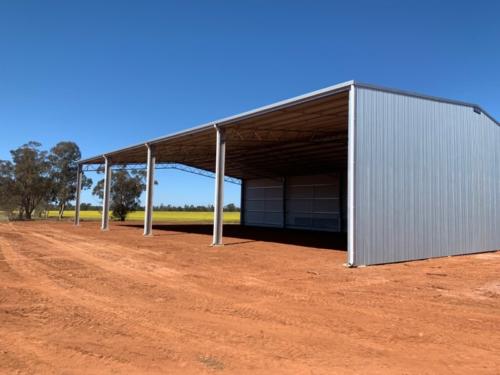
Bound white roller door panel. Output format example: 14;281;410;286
244;178;284;227
285;174;341;232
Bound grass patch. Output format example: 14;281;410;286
198;355;224;371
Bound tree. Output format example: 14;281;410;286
3;142;52;219
224;203;239;212
92;168;147;221
49;141;92;219
0;161;18;219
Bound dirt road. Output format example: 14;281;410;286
0;221;499;374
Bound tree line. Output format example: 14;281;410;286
0;141;92;220
0;141;239;221
154;203;239;212
0;141;154;221
74;203;239;212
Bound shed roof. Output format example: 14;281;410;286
79;81;498;179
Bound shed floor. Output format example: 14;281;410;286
0;221;498;374
125;223;347;250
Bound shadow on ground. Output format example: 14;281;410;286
122;223;347;251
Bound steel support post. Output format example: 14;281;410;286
74;164;83;226
240;179;245;226
347;85;356;266
144;144;155;236
101;156;111;231
282;177;287;229
212;125;226;245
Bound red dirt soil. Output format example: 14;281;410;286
0;221;499;374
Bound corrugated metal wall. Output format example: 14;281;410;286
354;87;500;265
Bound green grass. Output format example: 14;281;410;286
47;210;240;223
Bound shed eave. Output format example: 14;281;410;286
78;80;355;164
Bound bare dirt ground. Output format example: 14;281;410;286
0;221;499;374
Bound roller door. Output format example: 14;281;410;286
285;174;341;232
243;178;284;227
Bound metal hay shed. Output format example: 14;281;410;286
77;81;500;266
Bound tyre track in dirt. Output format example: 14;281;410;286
0;225;186;374
1;223;361;373
0;221;499;374
15;226;351;370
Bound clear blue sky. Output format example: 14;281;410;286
1;1;498;206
